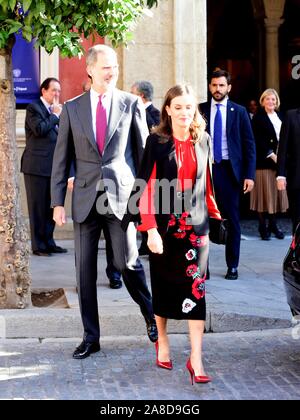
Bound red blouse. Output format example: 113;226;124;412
138;137;221;231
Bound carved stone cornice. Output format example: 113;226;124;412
263;0;286;19
264;17;284;31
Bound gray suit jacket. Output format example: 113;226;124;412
51;89;149;222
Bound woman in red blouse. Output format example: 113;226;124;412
123;85;221;384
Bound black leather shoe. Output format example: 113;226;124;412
269;224;285;240
33;250;52;257
146;320;158;343
259;225;271;240
225;268;238;280
72;341;100;359
47;245;68;253
109;278;122;289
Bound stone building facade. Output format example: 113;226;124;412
16;0;297;237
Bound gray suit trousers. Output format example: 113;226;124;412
74;195;154;342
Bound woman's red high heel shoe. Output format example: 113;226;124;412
186;358;211;384
155;341;173;370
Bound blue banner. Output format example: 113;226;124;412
12;32;40;104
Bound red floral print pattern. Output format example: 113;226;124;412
186;264;198;277
189;233;208;248
192;278;206;300
185;249;197;261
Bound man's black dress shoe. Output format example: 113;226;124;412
109;278;122;289
225;268;238;280
146;320;158;343
72;341;100;359
32;250;51;257
47;245;68;253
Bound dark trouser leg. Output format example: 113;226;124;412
287;189;300;234
213;161;241;269
74;210;101;343
24;174;55;251
104;213;154;323
103;224;121;281
44;177;56;248
138;232;149;255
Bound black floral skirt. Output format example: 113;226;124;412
149;213;208;320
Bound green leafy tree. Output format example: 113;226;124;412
0;0;157;309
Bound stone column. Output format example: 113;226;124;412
263;0;286;92
119;0;207;107
40;47;59;82
173;0;207;103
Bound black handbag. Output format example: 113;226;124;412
209;218;228;245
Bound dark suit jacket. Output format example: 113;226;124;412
51;89;149;223
122;131;213;235
199;100;256;183
277;108;300;190
146;104;160;130
252;109;281;170
21;99;60;177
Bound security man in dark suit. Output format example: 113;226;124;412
131;80;161;256
21;78;67;256
199;69;256;280
277;108;300;233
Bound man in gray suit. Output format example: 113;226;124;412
51;44;157;359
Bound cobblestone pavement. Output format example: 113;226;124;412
1;328;300;400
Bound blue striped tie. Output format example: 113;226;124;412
213;104;222;163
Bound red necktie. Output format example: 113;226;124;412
96;94;107;155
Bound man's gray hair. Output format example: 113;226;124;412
132;80;154;101
86;44;117;67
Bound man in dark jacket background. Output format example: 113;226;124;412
199;69;256;280
21;77;67;256
131;80;160;131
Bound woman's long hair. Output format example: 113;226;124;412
153;84;205;144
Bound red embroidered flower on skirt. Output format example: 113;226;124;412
179;220;193;231
178;213;193;231
186;264;199;277
173;230;186;239
189;233;208;248
185;249;197;261
192;278;206;300
168;214;176;227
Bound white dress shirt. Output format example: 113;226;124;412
267;112;282;141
